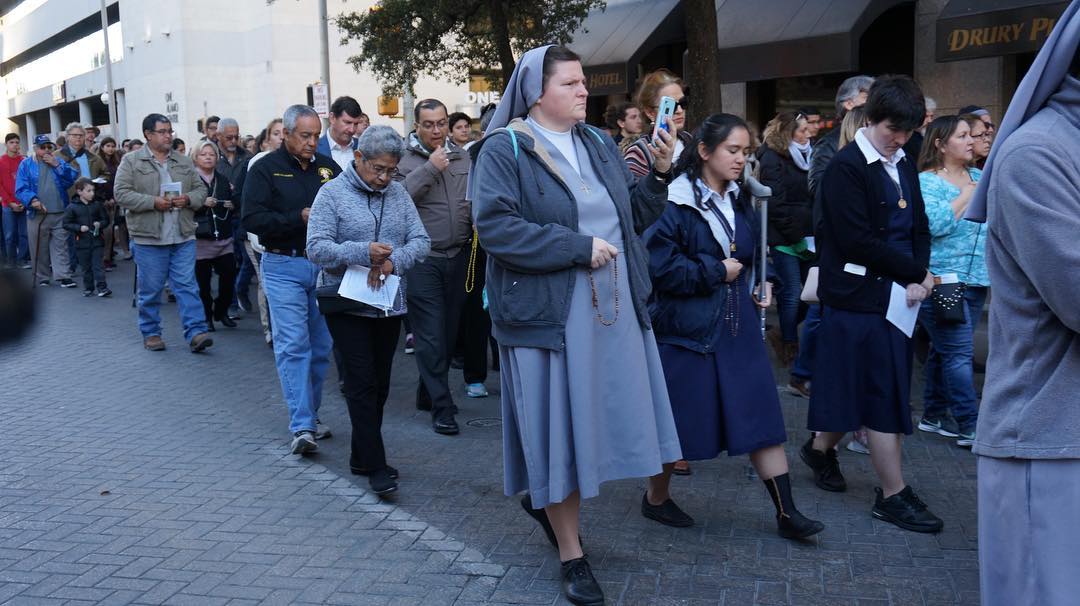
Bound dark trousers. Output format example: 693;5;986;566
459;247;494;384
325;313;401;472
195;252;237;324
75;245;106;290
406;253;468;418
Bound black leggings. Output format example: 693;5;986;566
195;252;237;323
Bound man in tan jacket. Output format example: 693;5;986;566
114;113;211;353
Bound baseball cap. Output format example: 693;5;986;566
33;134;54;146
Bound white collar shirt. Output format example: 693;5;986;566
854;127;905;187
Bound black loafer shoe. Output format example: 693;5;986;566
352;465;399;480
799;438;847;492
641;492;694;527
872;486;943;533
433;416;459;435
561;557;604;605
219;316;237;328
368;469;398;497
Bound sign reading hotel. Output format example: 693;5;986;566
583;63;628;95
937;3;1068;62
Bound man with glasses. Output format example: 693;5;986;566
396;98;473;435
58;123;106;182
114;113;212;353
15;135;78;287
317;96;364;170
243;104;341;454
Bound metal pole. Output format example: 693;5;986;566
742;167;772;339
100;0;118;138
318;0;331;130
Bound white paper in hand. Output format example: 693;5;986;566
338;266;400;312
886;282;920;338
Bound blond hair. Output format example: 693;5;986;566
761;112;805;157
633;69;683;130
838;106;869;149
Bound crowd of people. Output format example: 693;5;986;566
4;24;1077;603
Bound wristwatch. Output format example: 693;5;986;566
652;166;674;185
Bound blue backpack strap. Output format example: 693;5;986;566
505;128;519;159
582;124;606;146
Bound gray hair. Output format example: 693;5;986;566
835;75;875;116
218;117;239;131
356;125;405;160
924;97;937;112
65;121;87;134
282;105;319;132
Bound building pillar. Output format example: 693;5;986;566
49;107;62;137
78;99;93;126
25;115;37;141
720;83;748;119
115;89;127;140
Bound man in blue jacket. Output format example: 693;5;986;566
16;135;78;287
316;96;363;170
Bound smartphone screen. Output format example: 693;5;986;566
652;96;677;144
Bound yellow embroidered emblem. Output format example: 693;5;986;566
318;167;333;183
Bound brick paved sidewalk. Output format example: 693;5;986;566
0;261;979;605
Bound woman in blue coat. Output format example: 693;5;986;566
644;114;824;540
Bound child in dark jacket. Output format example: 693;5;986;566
62;178;111;297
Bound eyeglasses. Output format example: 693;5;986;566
972;132;992;141
365;161;399;178
152;129;175;136
653;96;689;111
420;120;448;131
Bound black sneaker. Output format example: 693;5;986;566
917;416;959;438
956;428;976;448
872;486;943;533
560;556;604;606
640;492;694;527
96;288;113;298
37;280;50;286
799;438;847;492
59;279;77;288
82;289;93;297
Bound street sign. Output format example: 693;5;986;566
311;83;329;116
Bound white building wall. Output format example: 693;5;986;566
3;0;477;141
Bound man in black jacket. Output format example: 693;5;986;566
243;104;341;455
790;75;875;401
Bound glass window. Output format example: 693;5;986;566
3;22;123;97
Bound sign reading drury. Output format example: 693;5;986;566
936;1;1068;62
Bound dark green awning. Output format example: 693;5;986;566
936;0;1068;61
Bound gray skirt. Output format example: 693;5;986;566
499;255;683;508
978;455;1080;606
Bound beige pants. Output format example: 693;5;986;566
245;240;271;339
28;212;72;283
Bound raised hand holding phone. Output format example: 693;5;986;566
652;96;677;144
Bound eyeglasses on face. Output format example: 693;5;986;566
420;120;448;131
364;160;399;178
653;96;689;111
152;129;175;136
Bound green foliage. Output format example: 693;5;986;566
335;0;605;95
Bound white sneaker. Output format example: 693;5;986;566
846;439;870;455
315;420;332;440
290;431;318;455
465;383;489;398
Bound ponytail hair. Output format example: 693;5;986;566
675;113;750;211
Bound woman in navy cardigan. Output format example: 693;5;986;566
644;114;824;540
802;76;942;534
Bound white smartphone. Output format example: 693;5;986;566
652;96;677;144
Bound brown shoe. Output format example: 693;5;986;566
144;335;166;351
189;332;214;353
788;377;811;398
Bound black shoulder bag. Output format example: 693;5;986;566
314;191;388;316
930;225;980;325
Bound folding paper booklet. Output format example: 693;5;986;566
337;265;400;312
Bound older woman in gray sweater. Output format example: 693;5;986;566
307;126;430;497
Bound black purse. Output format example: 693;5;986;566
314;191;387;316
930;225;980;325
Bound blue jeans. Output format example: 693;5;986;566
791;303;821;381
132;240;208;341
771;249;804;342
2;207;29;263
260;253;332;434
918;286;988;433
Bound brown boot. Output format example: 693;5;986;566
189;332;214;353
143;335;166;351
782;341;799;366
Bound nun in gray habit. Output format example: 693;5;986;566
469;45;682;605
967;3;1080;604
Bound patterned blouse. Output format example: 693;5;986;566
918;169;989;287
